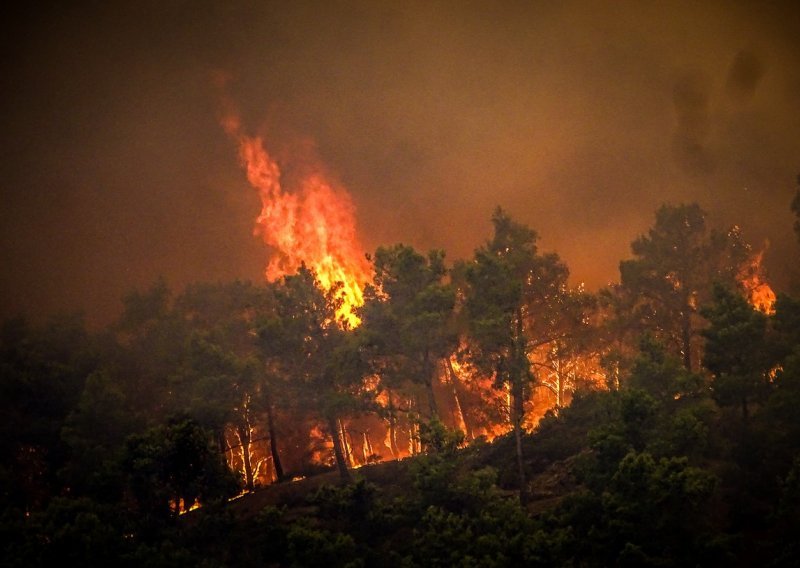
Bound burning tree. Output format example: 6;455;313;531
258;266;372;482
527;285;605;419
702;283;773;423
359;244;458;451
460;208;569;501
166;281;282;490
618;203;773;373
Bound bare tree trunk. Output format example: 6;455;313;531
224;428;236;470
236;423;255;492
445;357;471;439
327;415;352;482
216;429;228;457
411;420;420;455
362;431;373;462
265;397;285;482
512;380;528;505
387;389;400;458
340;419;355;467
424;350;439;420
409;396;422;455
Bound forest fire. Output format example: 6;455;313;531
209;87;786;504
219;105;371;327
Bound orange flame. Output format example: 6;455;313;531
739;249;776;315
219;99;371;326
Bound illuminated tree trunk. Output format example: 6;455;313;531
224;429;236;470
327;415;352;482
265;396;285;482
445;358;471;439
387;389;400;458
340;419;355;467
236;423;255;492
362;431;373;462
409;396;421;455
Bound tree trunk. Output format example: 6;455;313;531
512;380;528;504
681;309;693;371
411;419;420;455
409;396;421;455
265;397;285;482
424;350;439;420
387;389;400;459
445;357;471;439
340;419;355;467
363;430;376;463
216;429;228;457
236;423;255;492
327;415;352;482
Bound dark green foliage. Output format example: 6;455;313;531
0;315;98;510
360;244;457;419
628;334;702;399
461;208;570;500
773;293;800;357
309;479;379;525
418;417;465;454
769;456;800;566
702;283;773;421
0;497;134;567
258;266;373;481
618;203;754;371
405;456;535;567
287;522;362;568
122;417;240;518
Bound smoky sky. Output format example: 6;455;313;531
2;0;799;326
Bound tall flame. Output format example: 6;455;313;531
738;249;776;315
219;99;371;326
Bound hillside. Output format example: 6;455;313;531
170;378;800;567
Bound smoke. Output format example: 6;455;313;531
726;50;765;104
672;71;715;176
1;1;800;325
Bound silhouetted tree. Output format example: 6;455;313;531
0;314;96;511
619;203;753;371
259;266;371;482
123;416;240;518
702;284;773;423
360;244;457;450
461;208;567;501
60;369;138;501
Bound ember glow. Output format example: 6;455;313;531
219;103;371;327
